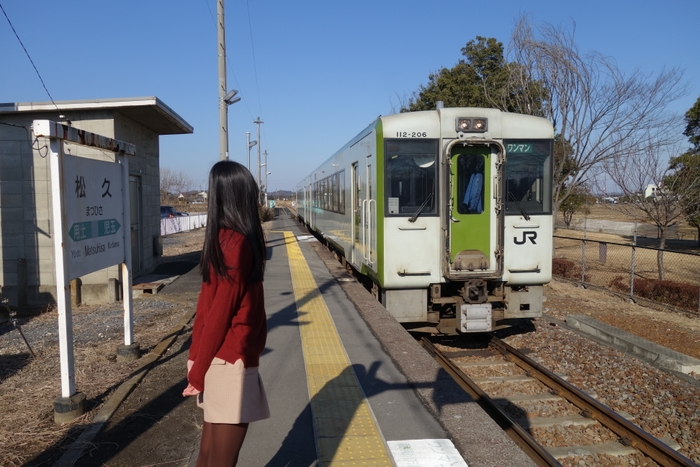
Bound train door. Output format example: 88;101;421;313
348;162;361;264
305;182;311;226
308;181;314;229
350;162;362;266
446;144;503;278
363;157;375;266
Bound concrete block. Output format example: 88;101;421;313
54;392;87;425
25;245;53;261
4;165;24;181
0;194;23;208
116;343;141;362
24;178;51;195
0;180;22;194
0;140;22;156
565;314;700;374
0;233;25;248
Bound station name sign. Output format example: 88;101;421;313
63;155;125;279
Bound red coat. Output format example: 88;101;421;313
187;229;267;392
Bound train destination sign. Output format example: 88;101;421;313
506;143;533;154
62;154;126;280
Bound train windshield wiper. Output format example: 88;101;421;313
409;193;434;223
508;192;530;221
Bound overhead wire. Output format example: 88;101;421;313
0;2;61;116
0;2;62;157
245;0;263;121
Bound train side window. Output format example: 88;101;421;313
384;139;438;217
457;154;485;214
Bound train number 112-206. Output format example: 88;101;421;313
396;131;428;137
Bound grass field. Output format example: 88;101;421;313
555;204;700;294
557;203;700;253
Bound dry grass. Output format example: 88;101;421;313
563;204;698;245
0;234;202;467
554;235;700;287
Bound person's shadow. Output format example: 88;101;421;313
264;361;462;466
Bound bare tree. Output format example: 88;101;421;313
160;167;193;204
506;16;687;222
605;141;696;279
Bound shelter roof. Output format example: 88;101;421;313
0;96;193;135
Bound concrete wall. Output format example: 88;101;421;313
0;111;163;306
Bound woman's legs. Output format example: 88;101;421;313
196;421;250;467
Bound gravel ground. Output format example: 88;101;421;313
499;280;700;465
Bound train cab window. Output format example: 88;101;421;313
384;139;438;216
457;154;485;214
504;140;553;216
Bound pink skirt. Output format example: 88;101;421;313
196;357;270;424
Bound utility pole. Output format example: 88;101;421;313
254;117;263;187
263;150;269;207
217;0;240;161
246;132;250;169
217;0;227;161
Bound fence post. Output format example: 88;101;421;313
581;218;587;283
630;220;637;299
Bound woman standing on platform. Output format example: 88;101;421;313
183;160;269;466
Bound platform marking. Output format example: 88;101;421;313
388;439;469;467
282;231;392;466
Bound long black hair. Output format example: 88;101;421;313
200;160;266;283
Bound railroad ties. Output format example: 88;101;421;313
423;338;693;467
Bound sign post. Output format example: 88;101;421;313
34;120;136;424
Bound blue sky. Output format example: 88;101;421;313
2;1;698;192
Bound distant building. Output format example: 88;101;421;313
0;97;193;306
645;184;658;199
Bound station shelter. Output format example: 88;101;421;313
0;97;193;307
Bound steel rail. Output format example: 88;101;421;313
421;338;561;467
488;337;697;467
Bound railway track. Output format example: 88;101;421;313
422;336;698;467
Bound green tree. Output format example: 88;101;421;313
667;96;700;244
559;185;592;228
402;37;543;113
683;96;700;151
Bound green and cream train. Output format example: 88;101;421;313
295;107;554;333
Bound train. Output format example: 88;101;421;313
295;106;554;333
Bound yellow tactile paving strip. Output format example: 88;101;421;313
281;231;393;466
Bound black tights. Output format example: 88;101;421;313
195;421;249;467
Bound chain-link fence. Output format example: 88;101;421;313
553;233;700;313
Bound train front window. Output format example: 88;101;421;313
504;140;553;216
456;153;485;215
384;139;438;216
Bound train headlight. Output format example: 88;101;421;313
456;118;471;131
456;117;488;133
473;119;487;131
